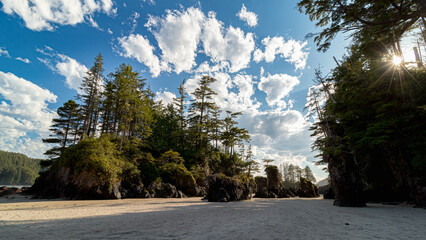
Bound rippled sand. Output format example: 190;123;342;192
1;196;425;239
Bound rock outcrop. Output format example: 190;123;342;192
146;182;186;198
318;184;335;199
297;177;320;198
169;168;205;197
0;187;21;197
31;167;122;199
206;174;255;202
254;166;291;198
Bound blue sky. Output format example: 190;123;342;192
0;0;352;180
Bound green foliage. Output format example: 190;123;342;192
57;137;137;186
159;162;195;185
136;152;158;186
298;0;424;52
106;63;154;143
190;164;206;183
157;150;185;165
80;53;104;137
43;99;80;161
210;152;246;177
0;150;41;185
149;105;181;154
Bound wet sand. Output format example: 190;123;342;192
1;196;425;239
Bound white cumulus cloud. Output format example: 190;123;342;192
55;54;88;93
37;47;88;93
202;12;255;73
117;34;163;77
145;7;204;74
155;90;176;106
258;73;300;108
236;4;258;27
0;71;57;158
119;7;256;77
254;36;308;70
0;0;115;31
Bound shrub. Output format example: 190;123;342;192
57;136;138;187
157;150;185;165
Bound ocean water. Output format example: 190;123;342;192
1;185;31;189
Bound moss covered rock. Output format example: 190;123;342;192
158;151;205;197
298;177;320;198
32;137;137;199
206;174;255;202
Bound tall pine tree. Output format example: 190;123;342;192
80;53;104;138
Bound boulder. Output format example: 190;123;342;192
265;166;283;193
31;167;122;199
173;172;205;197
318;184;335;199
20;187;31;195
0;187;23;197
120;183;145;198
206;174;255;202
254;168;291;198
297;177;320;198
159;162;206;197
146;182;185;198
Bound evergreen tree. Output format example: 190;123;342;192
189;76;217;148
109;63;153;149
43;100;80;160
173;79;188;151
80;53;104;138
100;79;117;134
298;0;425;52
244;145;260;177
221;111;250;155
303;166;316;183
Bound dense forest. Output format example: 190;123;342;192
300;0;426;206
0;150;41;185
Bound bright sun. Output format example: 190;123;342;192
392;55;402;65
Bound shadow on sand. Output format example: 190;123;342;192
1;198;425;240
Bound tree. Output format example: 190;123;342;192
209;106;222;149
43;100;80;160
189;76;218;148
173;79;188;151
80;53;104;137
109;63;153;149
100;79;117;134
263;159;274;167
303;166;316;183
298;0;426;52
149;104;181;154
173;79;187;130
244;145;260;177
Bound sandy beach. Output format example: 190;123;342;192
1;196;425;240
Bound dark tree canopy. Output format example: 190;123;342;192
298;0;426;52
